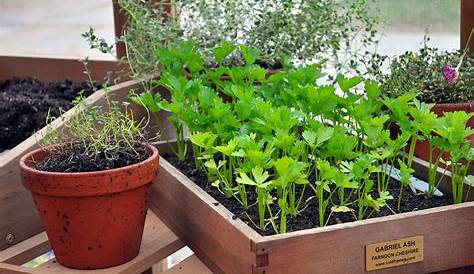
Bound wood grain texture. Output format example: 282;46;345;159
163;255;212;274
153;143;474;274
150;149;262;274
0;232;49;265
0;263;36;274
436;265;474;274
0;56;123;83
0;211;184;274
256;202;474;274
461;0;474;50
112;0;127;59
0;80;142;251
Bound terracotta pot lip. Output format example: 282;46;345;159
19;144;159;177
434;100;474;108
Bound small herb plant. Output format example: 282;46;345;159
133;42;473;234
39;69;149;172
380;32;474;104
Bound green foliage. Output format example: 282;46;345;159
82;27;114;54
212;42;236;65
380;38;474;104
112;0;380;80
433;112;474;203
117;0;182;78
132;42;473;234
179;0;380;74
42;90;146;163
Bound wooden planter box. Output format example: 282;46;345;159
150;142;474;274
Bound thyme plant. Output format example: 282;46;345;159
179;0;380;73
380;35;474;104
113;0;380;80
40;60;149;171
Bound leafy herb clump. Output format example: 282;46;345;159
131;42;473;235
112;0;380;79
380;39;474;104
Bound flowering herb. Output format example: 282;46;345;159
442;65;457;84
381;35;473;104
442;28;473;85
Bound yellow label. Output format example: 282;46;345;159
365;236;424;271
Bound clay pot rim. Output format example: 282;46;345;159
20;144;159;177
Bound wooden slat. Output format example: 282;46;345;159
0;56;123;83
163;255;212;274
0;263;36;274
438;266;474;274
0;79;142;251
34;210;184;274
112;0;127;59
0;233;49;265
461;0;474;50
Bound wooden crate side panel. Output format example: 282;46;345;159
0;56;123;83
150;157;261;274
0;80;141;251
256;202;474;274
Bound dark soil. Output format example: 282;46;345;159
0;78;101;152
163;152;453;236
255;58;283;70
35;144;149;173
207;58;283;70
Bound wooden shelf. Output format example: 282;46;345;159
162;256;211;274
0;210;186;274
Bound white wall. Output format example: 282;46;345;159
0;0;115;59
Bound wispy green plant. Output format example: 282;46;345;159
41;61;148;166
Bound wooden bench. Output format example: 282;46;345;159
0;210;212;274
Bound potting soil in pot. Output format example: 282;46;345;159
0;78;100;152
35;144;150;172
163;152;453;236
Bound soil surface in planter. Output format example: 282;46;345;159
35;144;149;172
0;78;100;153
207;58;283;70
164;152;453;236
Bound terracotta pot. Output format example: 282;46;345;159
414;101;474;162
20;145;159;269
